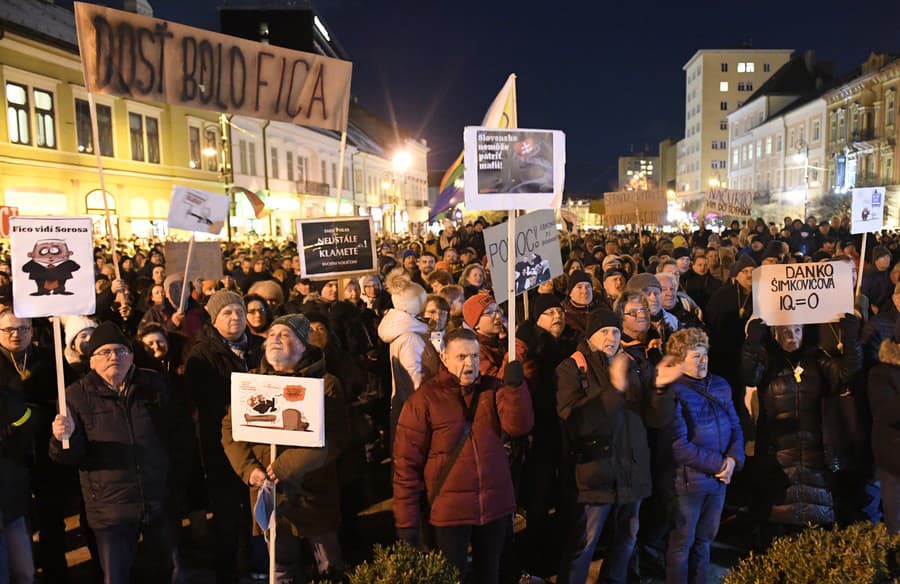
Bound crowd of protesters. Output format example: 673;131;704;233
2;211;900;583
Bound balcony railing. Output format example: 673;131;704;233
851;129;877;142
296;180;331;197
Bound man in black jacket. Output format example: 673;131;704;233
50;322;174;584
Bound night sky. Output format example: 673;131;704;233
140;0;900;195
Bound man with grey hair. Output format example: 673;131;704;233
656;271;703;332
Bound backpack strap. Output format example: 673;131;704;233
570;350;589;393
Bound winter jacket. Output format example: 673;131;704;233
705;282;752;407
562;298;598;340
184;324;262;475
392;366;534;529
378;309;429;402
862;267;893;314
0;345;58;470
861;304;899;369
868;339;900;475
665;374;744;496
555;340;673;504
0;387;34;525
49;368;171;530
742;334;860;526
222;347;350;537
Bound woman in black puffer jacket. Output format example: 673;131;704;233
741;315;861;527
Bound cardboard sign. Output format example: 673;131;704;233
10;217;96;318
851;186;886;234
230;372;324;447
603;190;667;225
0;206;19;238
751;262;854;326
463;127;565;211
484;209;563;304
705;188;753;216
168;186;229;234
164;241;224;282
295;217;375;279
73;2;353;132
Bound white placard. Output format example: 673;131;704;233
230;372;325;447
463;127;565;211
751;262;854;326
483;209;563;304
168;186;229;234
851;186;886;234
10;217;96;318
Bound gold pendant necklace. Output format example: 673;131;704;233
737;287;750;319
828;323;844;352
12;352;29;381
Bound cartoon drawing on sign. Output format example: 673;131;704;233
861;207;870;222
241;384;312;431
21;239;80;296
187;205;214;226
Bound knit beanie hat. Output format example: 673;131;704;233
463;293;494;330
384;268;426;316
625;272;661;293
206;290;244;321
271;314;311;347
729;254;758;278
567;270;593;296
86;321;132;357
531;293;563;320
64;316;98;350
673;247;691;260
585;308;621;339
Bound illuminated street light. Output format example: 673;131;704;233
392;149;412;173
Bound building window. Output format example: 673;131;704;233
776;134;783;152
298;156;308;182
737;62;755;73
765;136;772;156
5;82;30;145
248;143;257;176
321;160;328;184
720;101;728;111
732;148;739;166
75;99;113;156
128;112;160;163
812;120;821;141
189;126;201;168
204;127;218;172
286;151;294;182
720;119;728;130
886;157;893;182
33;89;55;149
887;91;896;126
238;140;248;174
764;63;771;72
331;162;337;186
737;82;754;92
721;63;728;72
720;81;729;92
756;140;762;159
271;147;279;180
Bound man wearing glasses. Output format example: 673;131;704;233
0;309;71;582
50;321;174;584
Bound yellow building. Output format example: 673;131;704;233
0;0;225;239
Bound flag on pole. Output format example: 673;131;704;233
431;74;518;220
229;186;270;219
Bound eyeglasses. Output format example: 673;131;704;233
0;326;31;335
483;307;504;318
623;309;649;318
93;347;131;359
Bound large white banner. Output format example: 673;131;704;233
230;372;325;447
463;127;565;211
851;186;886;234
484;209;563;304
10;217;96;318
168;186;229;234
751;262;853;326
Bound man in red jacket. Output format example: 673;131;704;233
393;327;534;583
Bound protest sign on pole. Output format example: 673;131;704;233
168;186;230;234
164;241;224;282
73;2;353;132
0;206;19;238
484;210;563;304
230;372;325;448
851;186;886;235
295;217;375;279
462;127;565;211
704;188;753;216
10;217;96;318
751;262;854;326
603;190;667;226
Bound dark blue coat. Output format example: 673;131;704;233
667;373;744;496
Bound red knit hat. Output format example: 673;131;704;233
463;293;494;330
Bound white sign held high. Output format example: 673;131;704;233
168;186;230;234
230;372;325;448
751;262;854;326
10;217;96;318
851;186;886;234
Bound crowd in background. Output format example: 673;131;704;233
2;211;900;583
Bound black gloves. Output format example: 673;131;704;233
839;313;860;340
396;527;421;548
746;318;768;344
503;360;525;387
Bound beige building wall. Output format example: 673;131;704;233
677;49;793;199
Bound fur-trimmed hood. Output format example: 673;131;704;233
879;338;900;367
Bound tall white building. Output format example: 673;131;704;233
677;48;793;198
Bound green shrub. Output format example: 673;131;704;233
724;522;900;584
344;541;459;584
